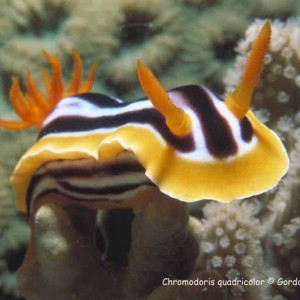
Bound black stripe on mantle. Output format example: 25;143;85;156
39;107;195;153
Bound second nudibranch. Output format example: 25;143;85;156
0;21;289;214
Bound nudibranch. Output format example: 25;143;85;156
0;21;289;214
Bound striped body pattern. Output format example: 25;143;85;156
14;84;287;213
28;154;153;212
41;87;255;160
25;87;255;211
0;21;289;213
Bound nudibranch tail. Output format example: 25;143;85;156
137;60;192;137
0;49;97;130
225;20;271;118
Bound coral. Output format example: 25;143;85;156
0;218;29;298
17;202;108;300
181;0;217;7
0;0;116;102
254;0;297;18
224;17;300;299
101;0;181;96
0;129;36;299
0;0;182;101
182;7;249;91
1;0;299;105
179;0;300;94
0;129;37;215
0;0;72;77
264;136;300;298
17;191;199;300
126;195;198;298
194;201;268;299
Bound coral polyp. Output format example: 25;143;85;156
196;202;266;299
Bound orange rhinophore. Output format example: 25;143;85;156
225;20;271;118
137;60;192;137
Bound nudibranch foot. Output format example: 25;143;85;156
23;152;155;214
126;194;198;296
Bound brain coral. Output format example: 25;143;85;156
0;0;73;77
101;0;181;96
182;7;248;90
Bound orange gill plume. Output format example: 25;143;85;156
0;50;97;130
